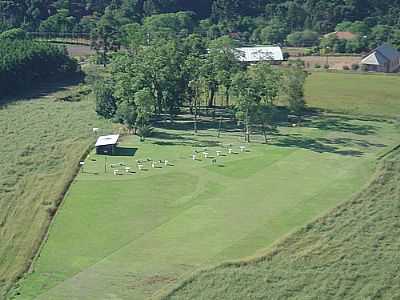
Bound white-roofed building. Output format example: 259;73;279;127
236;46;284;64
95;134;119;155
361;44;400;73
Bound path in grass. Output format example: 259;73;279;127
14;114;399;299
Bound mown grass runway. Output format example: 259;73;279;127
13;110;399;299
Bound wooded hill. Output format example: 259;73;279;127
2;0;400;41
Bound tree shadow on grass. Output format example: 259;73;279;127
0;74;84;107
150;130;220;148
273;135;365;157
302;117;377;135
153;114;240;133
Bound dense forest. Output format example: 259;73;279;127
2;0;400;50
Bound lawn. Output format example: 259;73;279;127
12;110;399;299
162;147;400;300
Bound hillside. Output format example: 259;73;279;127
0;83;110;298
163;148;400;299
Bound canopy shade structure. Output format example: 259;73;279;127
95;134;119;155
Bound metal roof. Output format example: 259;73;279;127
361;51;388;65
236;46;283;62
361;44;400;65
376;44;400;61
95;134;120;147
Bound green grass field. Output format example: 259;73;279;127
162;148;400;300
5;71;400;299
305;72;400;117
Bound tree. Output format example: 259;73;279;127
203;36;239;107
188;79;202;133
135;88;154;140
259;18;288;44
250;63;282;143
94;80;117;119
285;65;308;124
143;11;195;41
39;9;75;33
232;70;260;143
0;28;26;40
115;100;137;133
91;8;120;67
120;22;145;53
286;30;320;47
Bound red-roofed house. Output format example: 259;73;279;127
324;31;357;41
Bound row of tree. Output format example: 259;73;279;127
0;32;78;99
2;1;400;49
95;35;307;142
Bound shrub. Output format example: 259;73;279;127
324;64;330;69
361;64;369;72
288;59;305;67
0;28;26;40
314;64;321;69
343;65;350;70
351;63;360;71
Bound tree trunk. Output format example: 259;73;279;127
245;110;250;143
225;87;230;107
217;116;223;138
262;123;268;143
208;86;215;108
102;49;107;67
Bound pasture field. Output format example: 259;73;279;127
163;148;400;300
0;85;110;298
305;71;400;117
12;110;399;299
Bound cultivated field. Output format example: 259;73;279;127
6;72;400;299
0;84;110;298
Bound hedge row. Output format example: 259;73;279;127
0;39;78;99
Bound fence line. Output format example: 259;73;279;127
27;32;91;46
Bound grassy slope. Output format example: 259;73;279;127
162;149;400;300
0;86;110;298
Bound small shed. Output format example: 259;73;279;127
236;46;284;64
95;134;119;155
361;44;400;73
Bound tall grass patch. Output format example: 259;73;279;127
0;88;110;298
